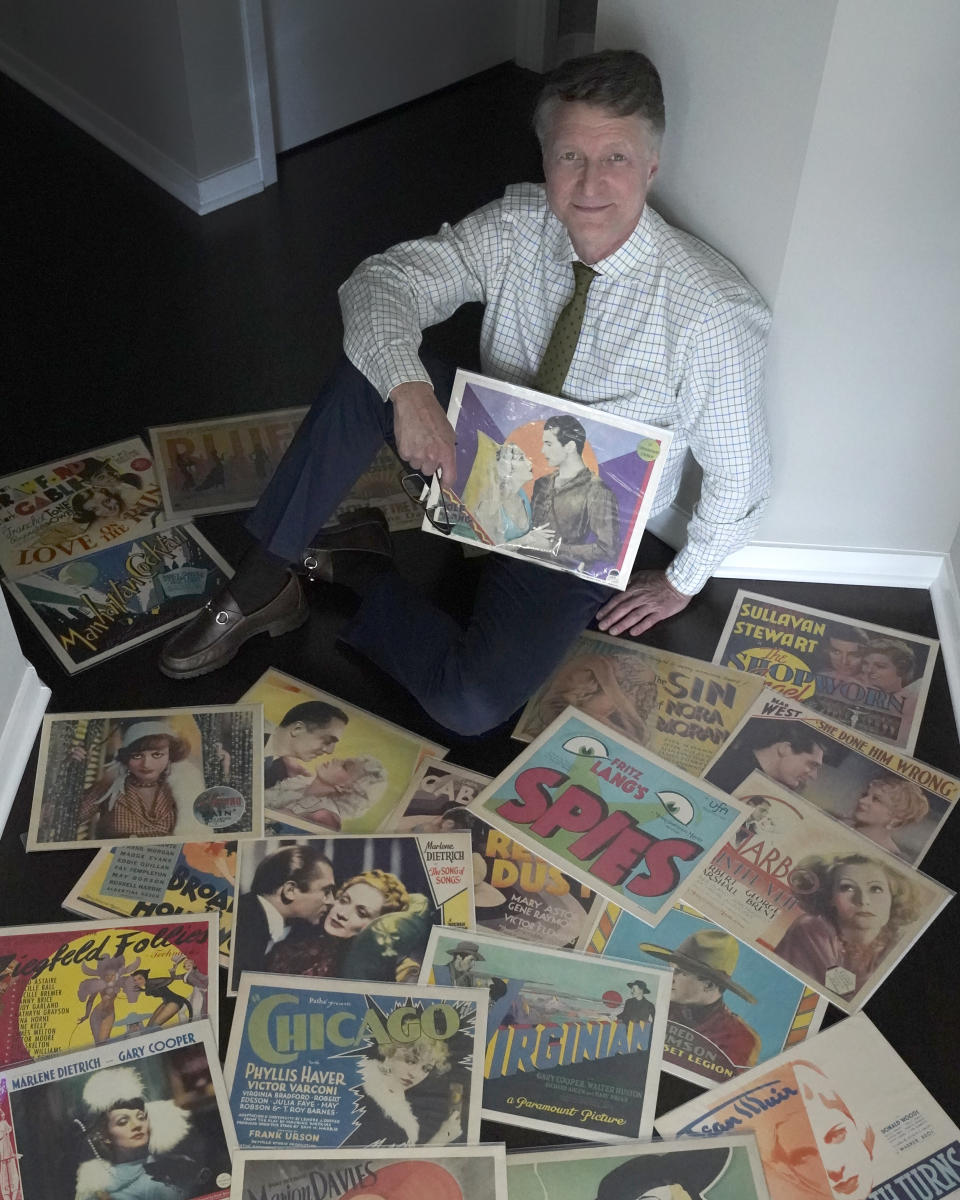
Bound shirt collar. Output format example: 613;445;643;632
258;894;289;944
547;204;658;277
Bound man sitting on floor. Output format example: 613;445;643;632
160;50;771;736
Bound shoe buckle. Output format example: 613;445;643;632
214;610;230;625
303;554;319;572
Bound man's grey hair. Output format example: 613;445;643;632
533;49;665;148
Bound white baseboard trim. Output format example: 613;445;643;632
648;505;944;588
0;664;49;840
0;39;265;215
931;557;960;732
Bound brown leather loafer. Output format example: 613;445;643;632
159;572;308;679
301;506;392;583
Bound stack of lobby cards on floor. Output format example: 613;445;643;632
2;1021;235;1200
466;707;747;927
0;437;233;674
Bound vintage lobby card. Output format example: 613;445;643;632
229;833;473;994
242;668;446;835
419;926;670;1141
0;913;216;1071
4;521;232;673
326;442;425;532
380;756;600;950
703;688;959;866
469;707;745;926
2;1020;235;1200
580;900;826;1089
505;1136;770;1200
0;436;164;581
30;704;264;851
683;769;952;1013
64;841;237;968
419;369;672;590
224;974;486;1150
149;407;308;519
713;589;939;753
229;1145;508;1200
514;630;764;776
658;1014;960;1200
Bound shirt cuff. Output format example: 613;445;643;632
346;343;433;402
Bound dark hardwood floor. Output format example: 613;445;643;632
2;62;958;1126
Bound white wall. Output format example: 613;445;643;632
0;592;49;838
262;0;519;152
0;0;270;213
597;0;836;303
596;0;960;565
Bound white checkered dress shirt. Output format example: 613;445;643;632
340;184;771;595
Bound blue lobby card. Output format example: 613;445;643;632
223;975;487;1150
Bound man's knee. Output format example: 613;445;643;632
424;677;524;738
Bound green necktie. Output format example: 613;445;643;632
533;261;598;397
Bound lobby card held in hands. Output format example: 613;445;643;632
418;370;671;591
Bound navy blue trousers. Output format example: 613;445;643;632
246;356;609;735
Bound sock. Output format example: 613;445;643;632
330;551;397;598
229;544;291;614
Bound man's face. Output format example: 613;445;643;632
542;101;659;264
771;742;824;790
670;966;718;1008
453;953;476;972
289;718;346;760
629;983;646;998
283;862;336;922
541;429;567;467
827;638;863;677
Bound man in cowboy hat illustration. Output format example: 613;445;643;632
594;1147;730;1200
616;979;655;1026
637;929;760;1069
433;940;484;988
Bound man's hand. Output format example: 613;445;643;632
596;569;691;637
391;381;457;482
